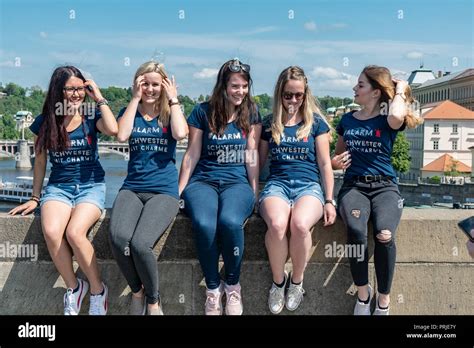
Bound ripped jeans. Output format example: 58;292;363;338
337;179;403;294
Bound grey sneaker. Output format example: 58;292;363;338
129;294;146;315
373;293;390;315
285;279;305;311
354;284;372;315
268;271;288;314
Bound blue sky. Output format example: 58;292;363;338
1;0;473;98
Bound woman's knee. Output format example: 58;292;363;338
290;217;314;238
65;226;89;247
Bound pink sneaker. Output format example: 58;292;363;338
224;283;243;315
205;282;224;315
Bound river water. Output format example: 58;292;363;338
0;151;185;210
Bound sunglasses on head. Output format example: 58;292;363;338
282;92;305;101
228;59;250;73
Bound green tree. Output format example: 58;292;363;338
391;132;411;173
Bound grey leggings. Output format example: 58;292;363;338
109;190;179;304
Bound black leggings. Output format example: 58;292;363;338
338;180;403;294
109;190;179;304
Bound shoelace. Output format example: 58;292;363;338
206;293;219;309
89;294;103;315
227;291;241;306
64;289;75;314
288;285;304;299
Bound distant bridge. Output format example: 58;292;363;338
0;140;187;159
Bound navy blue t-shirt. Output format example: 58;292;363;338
336;111;405;182
29;112;105;185
261;114;330;183
187;102;261;184
118;108;178;198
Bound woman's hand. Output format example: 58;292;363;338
323;203;337;226
392;78;409;94
132;75;145;101
8;200;39;216
331;150;351;170
162;76;178;101
84;79;104;102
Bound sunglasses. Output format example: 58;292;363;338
282;92;305;101
228;59;250;73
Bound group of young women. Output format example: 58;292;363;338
8;58;421;316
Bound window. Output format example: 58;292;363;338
433;124;439;133
433;140;439;150
452;140;458;150
452;124;458;134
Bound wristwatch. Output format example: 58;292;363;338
168;97;179;106
325;199;337;207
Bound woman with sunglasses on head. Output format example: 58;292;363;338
109;61;188;315
258;66;336;314
179;59;261;315
8;66;118;315
332;65;422;315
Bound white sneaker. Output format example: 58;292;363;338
64;278;89;315
354;284;372;315
268;271;287;314
373;293;390;315
89;283;108;315
285;278;305;311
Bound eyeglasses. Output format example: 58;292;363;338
228;59;250;73
63;86;87;94
282;92;305;101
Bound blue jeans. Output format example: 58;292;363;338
41;182;106;211
259;179;325;208
182;180;255;289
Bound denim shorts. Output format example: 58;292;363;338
41;182;106;211
259;179;325;207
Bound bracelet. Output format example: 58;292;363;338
30;197;40;205
31;194;40;200
96;98;109;107
169;101;180;107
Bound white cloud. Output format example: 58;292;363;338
405;51;423;59
311;67;357;91
39;32;47;39
304;21;317;31
193;68;219;79
238;26;278;35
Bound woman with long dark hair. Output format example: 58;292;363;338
9;65;118;315
178;59;261;315
332;65;422;315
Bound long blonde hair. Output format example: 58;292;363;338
362;65;423;129
271;66;328;145
134;61;171;127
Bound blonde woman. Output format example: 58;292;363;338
109;61;188;315
258;66;336;314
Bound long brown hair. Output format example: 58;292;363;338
362;65;422;128
208;59;257;135
36;66;88;153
